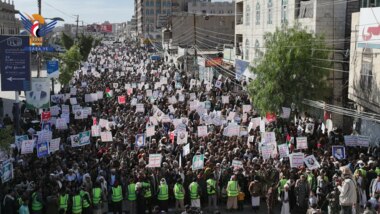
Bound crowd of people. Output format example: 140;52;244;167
1;40;380;214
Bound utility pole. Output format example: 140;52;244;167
38;0;41;15
76;15;79;39
37;0;42;78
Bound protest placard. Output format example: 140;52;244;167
15;135;28;150
280;107;291;119
296;137;308;150
146;126;155;137
278;144;290;158
290;153;305;168
21;140;35;154
261;145;273;160
96;91;103;100
183;143;190;156
41;111;51;122
135;134;145;147
148;154;162;168
50;105;60;116
91;125;101;137
118;96;126;104
304;155;320;170
332;146;346;160
177;131;188;145
37;142;49;158
357;135;370;147
1;160;13;183
79;131;91;146
100;132;113;142
197;126;208;137
260;119;265;133
99;119;108;128
49;138;60;153
215;81;222;89
222;96;229;104
70;98;77;105
192;155;204;170
61;105;70;114
56;118;68;130
344;135;358;147
232;160;243;169
262;132;276;144
136;104;145;112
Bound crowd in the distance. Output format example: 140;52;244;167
1;41;380;214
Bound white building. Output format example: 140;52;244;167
0;0;20;35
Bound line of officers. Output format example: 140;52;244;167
26;175;241;214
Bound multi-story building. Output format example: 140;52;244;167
0;0;20;35
188;1;234;15
234;0;352;126
348;3;380;143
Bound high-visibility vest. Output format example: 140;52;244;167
174;183;184;200
31;192;43;211
59;194;69;210
376;167;380;176
189;182;199;199
143;182;152;198
278;179;288;193
92;188;102;205
227;181;238;197
112;186;123;202
157;184;169;201
207;179;216;195
80;190;91;208
128;183;137;201
72;195;82;214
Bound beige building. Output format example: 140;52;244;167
188;1;234;15
0;0;20;35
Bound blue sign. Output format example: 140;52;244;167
37;142;50;158
0;36;31;91
23;46;56;52
47;60;59;78
150;55;161;61
235;59;249;80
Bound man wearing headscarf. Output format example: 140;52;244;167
338;166;357;214
157;178;169;212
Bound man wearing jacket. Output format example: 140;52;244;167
338;167;357;214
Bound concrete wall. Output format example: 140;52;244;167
188;1;234;14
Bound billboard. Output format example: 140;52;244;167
26;78;50;109
100;24;113;33
358;7;380;49
205;57;222;67
235;59;249;80
0;36;31;91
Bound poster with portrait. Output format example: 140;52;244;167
304;155;320;170
70;134;80;147
192;154;204;170
15;135;28;150
37;142;50;158
26;78;50;109
21;140;35;154
79;131;91;146
135;134;146;147
332;146;346;160
278;144;290;158
1;160;13;183
51;94;64;104
177;131;188;145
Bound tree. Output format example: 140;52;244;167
78;34;94;60
61;32;74;50
0;126;14;151
58;45;82;86
247;26;331;115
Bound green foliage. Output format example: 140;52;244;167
0;126;14;151
78;34;94;60
94;38;102;48
58;45;82;85
248;26;331;115
61;32;74;50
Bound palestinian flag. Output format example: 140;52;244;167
105;87;113;98
286;134;294;152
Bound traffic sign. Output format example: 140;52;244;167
0;36;31;91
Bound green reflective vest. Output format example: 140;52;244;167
72;195;82;214
174;183;184;200
32;192;43;211
80;190;91;208
59;194;69;210
207;179;216;195
112;186;123;202
278;179;288;194
158;184;169;200
189;182;199;199
92;188;102;205
128;183;137;201
143;182;152;198
227;181;238;197
376;167;380;176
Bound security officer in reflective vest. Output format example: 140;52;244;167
71;190;83;214
157;178;169;212
58;189;69;214
226;175;240;211
111;181;123;214
189;178;201;208
31;187;44;214
80;186;92;214
207;174;217;209
174;178;185;211
92;182;103;214
126;178;137;214
142;178;152;214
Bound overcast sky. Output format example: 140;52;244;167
14;0;134;25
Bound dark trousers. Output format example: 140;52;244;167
340;205;352;214
112;201;123;214
238;200;244;210
159;200;168;212
145;197;152;214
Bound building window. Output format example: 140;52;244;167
255;40;260;58
245;5;250;25
150;1;154;6
268;0;273;24
361;0;380;7
156;1;160;6
360;48;373;93
156;10;160;14
145;1;149;6
281;0;288;24
146;9;149;15
150;9;154;15
256;3;260;25
245;39;250;60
